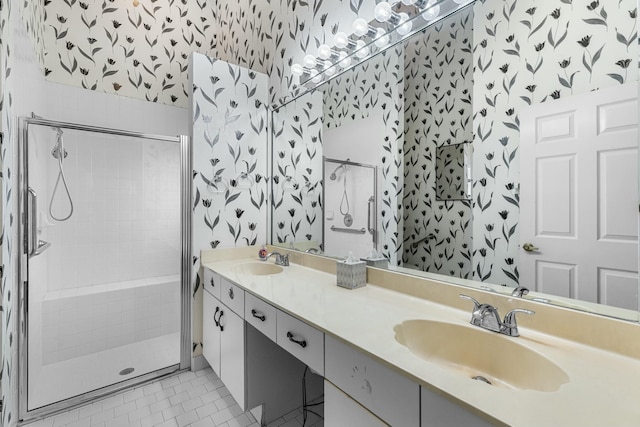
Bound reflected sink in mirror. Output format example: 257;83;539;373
233;262;284;276
394;320;569;392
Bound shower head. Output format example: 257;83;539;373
51;127;68;160
328;161;349;181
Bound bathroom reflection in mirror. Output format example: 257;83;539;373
269;0;640;322
435;142;471;201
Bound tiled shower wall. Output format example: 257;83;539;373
41;135;180;291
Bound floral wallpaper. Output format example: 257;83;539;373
402;8;474;278
322;47;405;264
472;0;638;286
42;0;219;108
190;52;268;355
19;0;45;66
1;0;17;424
271;91;324;248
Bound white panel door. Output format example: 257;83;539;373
520;83;638;309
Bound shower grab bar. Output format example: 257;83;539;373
367;196;375;235
27;188;51;258
331;225;366;234
28;188;37;257
411;233;437;248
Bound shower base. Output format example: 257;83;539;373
28;332;180;411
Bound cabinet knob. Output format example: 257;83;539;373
210;277;215;287
228;287;234;299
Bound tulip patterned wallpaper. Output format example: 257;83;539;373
190;52;268;354
271;91;324;249
472;0;638;287
322;47;405;264
41;0;219;108
402;9;474;278
19;0;45;66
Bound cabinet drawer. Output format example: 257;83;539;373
244;293;277;342
276;311;324;375
325;335;419;427
203;267;221;300
220;277;245;317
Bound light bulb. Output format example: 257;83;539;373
318;44;333;60
374;28;390;48
324;61;336;76
303;54;317;68
338;51;351;67
310;70;323;84
421;4;440;21
352;18;370;37
335;32;349;49
374;2;393;22
396;12;412;36
291;63;304;76
355;40;369;59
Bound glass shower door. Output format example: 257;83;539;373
21;118;188;416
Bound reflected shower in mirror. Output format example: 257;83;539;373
270;0;639;322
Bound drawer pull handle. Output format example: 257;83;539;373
286;331;307;348
228;287;234;299
210;277;215;287
251;309;266;322
218;309;225;332
214;307;221;327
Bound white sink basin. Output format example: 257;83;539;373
394;319;569;392
233;262;284;276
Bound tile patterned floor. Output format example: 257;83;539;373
26;368;323;427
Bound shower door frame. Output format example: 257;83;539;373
17;116;192;422
322;157;379;251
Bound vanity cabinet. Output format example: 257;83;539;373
324;334;420;426
202;273;246;409
324;380;386;427
421;386;494;427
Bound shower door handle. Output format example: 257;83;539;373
27;188;50;258
367;196;376;242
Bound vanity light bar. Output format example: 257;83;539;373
290;0;472;91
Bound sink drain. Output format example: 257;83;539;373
471;375;492;385
119;367;135;376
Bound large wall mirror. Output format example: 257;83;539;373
270;0;640;323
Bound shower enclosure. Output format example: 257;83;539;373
323;157;378;258
17;116;191;421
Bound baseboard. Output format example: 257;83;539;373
191;354;210;372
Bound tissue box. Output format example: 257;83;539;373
361;257;388;269
336;259;367;289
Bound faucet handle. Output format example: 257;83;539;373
511;286;529;297
502;308;535;337
459;294;480;309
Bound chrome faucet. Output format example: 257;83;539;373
459;294;535;337
265;252;290;266
305;247;320;253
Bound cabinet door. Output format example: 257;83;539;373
421;386;494;427
325;380;386;427
220;306;246;410
202;290;222;376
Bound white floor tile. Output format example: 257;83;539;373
34;368;322;427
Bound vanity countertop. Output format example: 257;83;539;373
201;248;640;427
